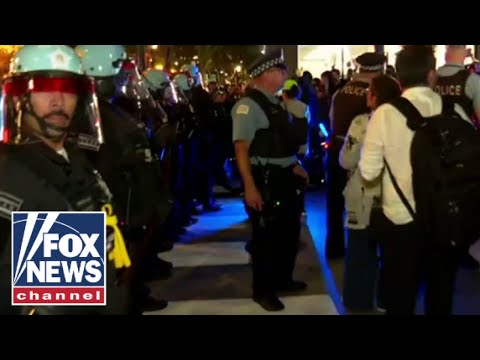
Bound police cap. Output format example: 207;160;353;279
355;52;387;73
248;49;287;78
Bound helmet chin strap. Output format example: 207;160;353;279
23;95;69;143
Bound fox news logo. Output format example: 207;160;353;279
11;212;106;306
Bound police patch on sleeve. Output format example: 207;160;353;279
77;133;101;152
236;104;250;115
0;191;23;220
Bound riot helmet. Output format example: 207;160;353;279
0;45;103;147
143;69;178;105
113;59;168;129
75;45;127;99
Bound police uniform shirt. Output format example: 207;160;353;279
328;52;386;136
329;74;371;137
437;62;480;122
232;87;297;168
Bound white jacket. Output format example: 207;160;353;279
339;113;381;230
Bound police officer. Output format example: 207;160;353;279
232;49;309;312
437;45;480;270
112;59;176;254
75;45;169;314
436;45;480;126
186;64;223;212
326;52;386;259
0;45;130;315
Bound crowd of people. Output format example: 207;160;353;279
1;44;480;316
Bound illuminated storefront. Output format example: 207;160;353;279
384;45;476;67
298;45;375;77
297;45;477;77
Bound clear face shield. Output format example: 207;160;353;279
0;72;103;150
173;83;192;105
114;61;169;128
115;61;155;105
144;78;179;107
162;81;179;106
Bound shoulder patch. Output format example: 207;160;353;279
0;191;23;220
77;133;101;152
236;104;250;115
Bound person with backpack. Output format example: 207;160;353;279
359;45;472;315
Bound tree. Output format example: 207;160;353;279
194;45;221;72
125;45;261;75
0;45;22;78
195;45;259;73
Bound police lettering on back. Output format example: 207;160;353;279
339;84;367;97
435;84;462;96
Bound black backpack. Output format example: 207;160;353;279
386;97;480;250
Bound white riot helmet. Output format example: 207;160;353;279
1;45;103;147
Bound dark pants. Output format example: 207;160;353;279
182;136;198;217
0;264;21;315
122;227;156;315
377;212;459;316
325;146;347;258
343;229;379;310
297;154;306;212
196;136;218;207
249;166;302;298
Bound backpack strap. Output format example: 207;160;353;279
384;159;417;221
389;96;425;131
385;97;421;221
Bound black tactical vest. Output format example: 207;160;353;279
13;142;112;212
0;142;130;316
435;67;473;119
331;80;369;138
95;101;171;228
0;142;112;263
246;89;302;159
